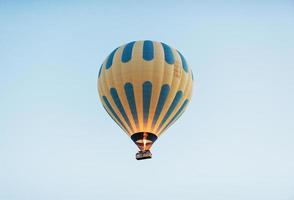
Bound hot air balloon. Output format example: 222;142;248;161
97;40;193;160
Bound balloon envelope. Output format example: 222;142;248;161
98;40;193;153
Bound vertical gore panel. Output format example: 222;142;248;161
159;99;189;133
161;43;174;64
124;83;139;129
143;81;152;126
143;40;154;61
110;88;133;132
121;41;135;63
102;96;128;131
151;84;170;128
178;51;188;72
158;91;183;130
106;48;118;69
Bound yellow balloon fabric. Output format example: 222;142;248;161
98;40;193;151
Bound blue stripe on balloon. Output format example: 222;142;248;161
161;43;174;64
106;48;118;69
102;96;128;131
124;83;139;129
177;51;188;72
151;84;170;128
157;91;183;130
102;105;127;132
143;40;154;61
110;88;133;131
121;41;135;63
98;64;102;77
160;99;189;133
143;81;152;126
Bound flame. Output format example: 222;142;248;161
143;139;147;151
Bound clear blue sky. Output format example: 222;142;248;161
1;1;294;199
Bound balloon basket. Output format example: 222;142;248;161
136;150;152;160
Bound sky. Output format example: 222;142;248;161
0;0;294;199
